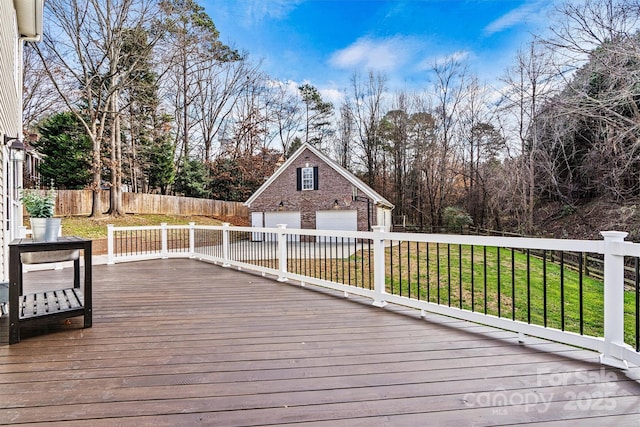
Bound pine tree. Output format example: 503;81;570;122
34;112;92;189
298;84;334;146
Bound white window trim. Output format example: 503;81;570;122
302;167;314;190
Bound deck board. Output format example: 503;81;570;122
1;258;640;426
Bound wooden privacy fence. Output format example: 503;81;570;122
52;190;248;218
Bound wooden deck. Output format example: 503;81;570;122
1;258;640;426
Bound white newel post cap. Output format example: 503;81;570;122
600;231;628;240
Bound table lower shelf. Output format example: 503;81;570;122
17;288;85;321
1;287;91;344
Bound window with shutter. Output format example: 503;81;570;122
302;167;314;190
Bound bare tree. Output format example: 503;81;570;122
269;81;304;155
22;44;64;130
347;70;388;188
157;0;239;170
380;92;411;220
533;0;640;203
458;77;506;227
426;57;467;227
407;102;437;228
499;41;557;232
193;54;255;163
546;0;640;61
37;0;158;217
223;74;271;159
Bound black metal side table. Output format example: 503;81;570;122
4;237;92;344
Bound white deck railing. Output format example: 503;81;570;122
107;223;640;369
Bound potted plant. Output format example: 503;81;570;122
20;189;61;242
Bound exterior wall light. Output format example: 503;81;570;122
4;135;26;162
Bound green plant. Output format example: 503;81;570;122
20;190;56;218
34;112;92;189
443;206;473;232
560;204;575;217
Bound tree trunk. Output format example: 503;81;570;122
182;51;189;164
90;189;103;217
89;129;103;218
109;92;124;216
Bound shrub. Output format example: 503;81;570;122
443;206;473;233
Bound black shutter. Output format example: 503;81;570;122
313;166;319;190
296;168;302;191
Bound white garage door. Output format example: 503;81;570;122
264;211;301;241
316;210;358;242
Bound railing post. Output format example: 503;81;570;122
600;230;629;369
372;226;387;307
107;224;115;265
188;222;195;258
222;223;231;267
277;224;288;282
161;222;168;259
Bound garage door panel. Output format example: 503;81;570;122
264;211;301;241
316;210;357;242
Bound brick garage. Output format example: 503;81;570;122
244;144;393;234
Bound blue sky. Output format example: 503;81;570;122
203;0;556;101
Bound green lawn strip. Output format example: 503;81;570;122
382;242;637;346
60;214;225;239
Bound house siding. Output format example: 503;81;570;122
0;3;19;133
249;148;378;231
0;2;20;280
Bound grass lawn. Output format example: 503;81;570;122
59;214;226;239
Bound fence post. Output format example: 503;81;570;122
372;226;387;307
222;223;231;267
161;222;168;259
107;224;114;265
188;222;195;258
600;231;629;369
277;224;288;282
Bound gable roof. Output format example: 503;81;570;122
244;143;394;209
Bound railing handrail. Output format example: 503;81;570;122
108;223;605;253
108;224;193;231
106;223;639;369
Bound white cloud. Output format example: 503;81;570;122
329;36;417;72
319;87;344;105
416;50;472;71
284;79;300;96
242;0;304;25
484;0;549;36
